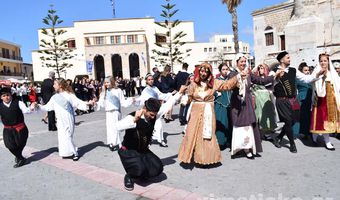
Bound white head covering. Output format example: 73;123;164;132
313;57;340;111
233;53;248;102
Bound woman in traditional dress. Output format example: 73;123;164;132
178;63;239;166
97;76;132;151
252;64;278;140
310;53;340;150
214;63;236;150
296;62;313;139
230;54;278;159
39;78;93;161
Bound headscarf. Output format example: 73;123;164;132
194;63;214;88
313;55;340;111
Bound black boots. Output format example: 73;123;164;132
289;143;297;153
273;137;282;148
124;175;134;191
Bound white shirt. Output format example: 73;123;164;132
3;100;32;114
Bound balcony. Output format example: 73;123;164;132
0;52;23;62
0;71;23;77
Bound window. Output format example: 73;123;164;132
156;34;166;43
280;35;286;50
213;47;217;52
115;36;121;44
264;26;274;46
204;48;207;52
67;40;76;48
110;36;115;44
94;36;105;45
209;48;212;52
127;35;137;43
223;47;227;52
227;46;232;52
85;37;91;45
265;32;274;46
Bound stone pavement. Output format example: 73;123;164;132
0;105;339;200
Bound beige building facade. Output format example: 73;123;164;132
252;0;340;68
32;17;250;81
0;39;23;80
32;18;195;81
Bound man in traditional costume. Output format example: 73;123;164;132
273;51;325;153
134;73;174;147
0;87;36;168
117;87;186;191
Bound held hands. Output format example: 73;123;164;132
316;68;327;78
134;109;144;122
178;85;188;95
275;69;284;79
171;90;178;95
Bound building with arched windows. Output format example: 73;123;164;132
32;17;194;81
32;17;250;81
252;0;340;67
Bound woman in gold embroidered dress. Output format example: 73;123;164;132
310;53;340;150
178;63;239;165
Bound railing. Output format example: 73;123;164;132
0;52;23;61
0;71;23;76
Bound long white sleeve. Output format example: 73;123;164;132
39;97;55;112
69;93;88;111
18;101;32;114
296;69;319;83
116;115;136;131
157;93;181;117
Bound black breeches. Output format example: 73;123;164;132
3;127;28;159
276;98;296;144
118;149;163;179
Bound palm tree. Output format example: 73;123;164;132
222;0;242;53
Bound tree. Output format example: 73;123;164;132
151;0;191;70
222;0;242;53
38;5;74;78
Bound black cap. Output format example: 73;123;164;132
0;87;11;95
277;51;289;62
144;98;161;112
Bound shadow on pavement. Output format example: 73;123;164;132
78;141;107;157
134;172;168;187
28;147;58;163
161;154;178;166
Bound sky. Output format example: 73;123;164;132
1;0;286;63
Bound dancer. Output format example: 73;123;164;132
38;78;94;161
97;76;132;151
310;53;340;150
134;73;174;147
0;87;36;168
117;86;186;191
178;63;239;165
273;51;325;153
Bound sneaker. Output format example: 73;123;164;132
124;175;134;191
325;143;335;151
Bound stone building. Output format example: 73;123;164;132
252;0;340;68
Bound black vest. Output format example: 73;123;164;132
0;99;25;126
274;67;297;98
122;112;156;152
